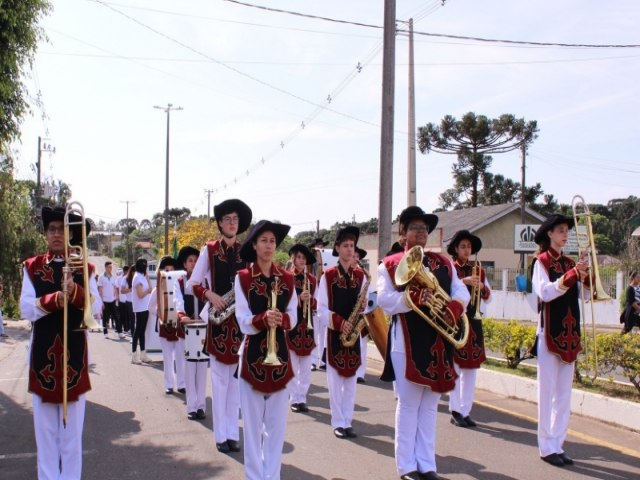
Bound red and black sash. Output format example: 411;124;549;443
238;265;295;393
535;250;582;363
324;265;363;377
381;251;457;393
201;240;246;364
452;261;486;369
286;270;317;356
24;254;93;403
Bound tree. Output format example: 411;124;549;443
418;112;539;208
479;173;543;207
0;0;51;151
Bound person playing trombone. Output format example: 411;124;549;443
19;206;101;480
446;230;491;428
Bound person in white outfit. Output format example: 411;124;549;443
130;258;152;364
531;214;589;468
234;220;297;480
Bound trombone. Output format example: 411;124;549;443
303;267;313;330
572;195;611;381
62;202;100;427
470;255;483;320
263;277;282;366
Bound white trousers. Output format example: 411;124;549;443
288;352;313;405
32;394;86;480
185;360;209;413
239;380;289;480
448;364;477;417
326;363;357;429
313;317;327;366
159;338;186;390
392;351;440;476
537;333;574;457
356;335;368;379
210;357;240;443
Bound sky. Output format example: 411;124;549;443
11;0;640;235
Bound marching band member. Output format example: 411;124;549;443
532;214;589;467
234;220;297;480
353;246;369;385
148;256;186;395
317;226;366;440
286;243;317;413
309;237;328;371
20;206;101;480
188;198;251;453
377;206;469;480
176;246;208;421
446;230;491;428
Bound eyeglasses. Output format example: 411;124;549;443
46;226;65;234
222;215;239;224
408;224;428;232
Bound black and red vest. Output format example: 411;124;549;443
452;260;487;369
194;240;245;364
323;264;364;378
238;264;295;393
534;249;582;363
24;253;93;403
381;251;458;393
286;269;317;356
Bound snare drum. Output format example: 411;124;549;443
184;323;209;362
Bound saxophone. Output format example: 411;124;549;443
340;263;371;347
208;286;235;325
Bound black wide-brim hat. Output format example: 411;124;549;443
213;199;252;234
534;214;575;245
355;247;367;260
158;255;177;271
42;206;92;246
332;226;360;256
177;246;200;268
288;243;317;265
398;206;438;233
388;241;405;255
309;237;329;248
240;220;291;263
447;230;482;257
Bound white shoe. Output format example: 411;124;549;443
131;351;141;364
140;351;152;363
119;333;125;340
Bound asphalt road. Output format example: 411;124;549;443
1;321;639;480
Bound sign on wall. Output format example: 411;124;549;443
514;224;582;254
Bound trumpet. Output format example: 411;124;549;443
572;195;611;380
470;255;483;320
303;268;313;330
62;202;100;427
263;277;282;366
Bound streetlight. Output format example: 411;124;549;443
153;103;183;255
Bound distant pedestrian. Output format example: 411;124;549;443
621;271;640;334
97;261;119;337
130;258;152;364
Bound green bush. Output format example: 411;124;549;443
483;318;536;368
2;290;20;319
586;333;640;394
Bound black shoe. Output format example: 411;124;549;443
399;472;422;480
216;441;230;453
344;427;357;438
291;403;301;413
311;363;317;371
297;402;309;413
165;388;174;395
187;412;198;420
463;415;477;427
558;452;574;465
420;472;441;480
318;363;327;371
227;439;241;452
356;377;366;384
196;408;206;420
450;411;468;427
177;387;186;394
333;427;346;439
541;453;565;467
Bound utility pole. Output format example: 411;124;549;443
316;220;320;235
154;103;183;255
120;200;135;265
519;143;527;270
36;136;55;210
204;189;215;222
407;17;417;207
378;0;397;260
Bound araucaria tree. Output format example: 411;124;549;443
418;112;539;209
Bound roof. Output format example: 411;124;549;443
432;203;547;244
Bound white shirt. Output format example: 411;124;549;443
117;274;127;303
97;273;117;303
131;272;151;313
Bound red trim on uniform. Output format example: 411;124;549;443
69;285;85;309
560;267;579;290
192;285;207;303
280;312;291;330
447;299;464;322
251;311;269;331
329;312;345;331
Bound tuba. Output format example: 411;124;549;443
62;202;100;427
340;262;371;348
572;195;611;380
395;245;469;349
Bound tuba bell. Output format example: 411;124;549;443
394;245;469;349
